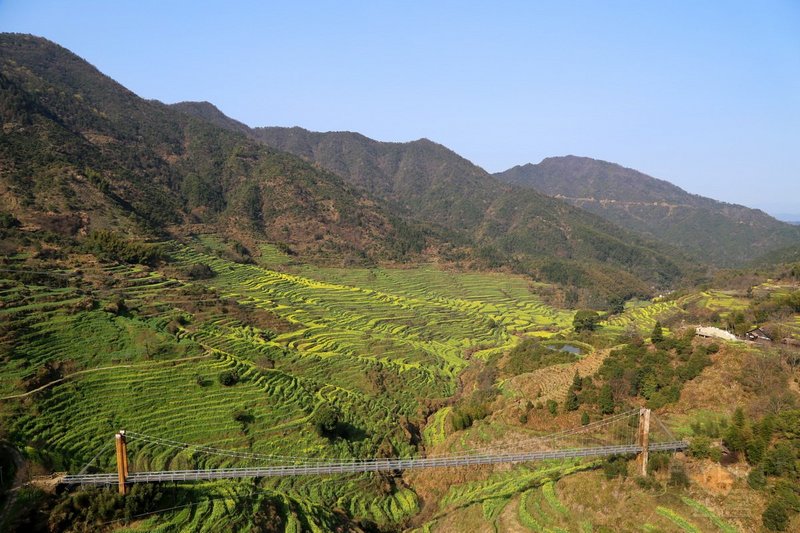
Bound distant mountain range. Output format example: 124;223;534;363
2;33;797;305
772;214;800;225
494;156;800;266
174;103;694;295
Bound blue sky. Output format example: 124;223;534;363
2;1;798;216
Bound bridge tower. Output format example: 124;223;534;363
114;430;129;495
636;408;651;476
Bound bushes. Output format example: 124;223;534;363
0;212;21;229
669;463;690;488
184;263;215;280
84;230;164;265
218;370;240;386
312;405;341;438
763;499;789;531
504;338;577;376
573;310;600;332
688;436;722;462
602;455;628;479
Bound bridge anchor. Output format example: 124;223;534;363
115;430;128;495
636;408;651;476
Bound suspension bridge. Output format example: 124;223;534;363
54;408;686;494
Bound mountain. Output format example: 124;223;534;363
248;128;504;230
0;32;692;301
0;34;426;261
168;114;695;297
495;156;800;266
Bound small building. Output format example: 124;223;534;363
695;326;737;342
745;327;772;342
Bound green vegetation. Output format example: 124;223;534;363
504;338;579;376
656;506;701;533
0;239;572;530
2;33;800;533
84;230;165;265
589;331;712;410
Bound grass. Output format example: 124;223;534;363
2;237;775;530
680;497;739;533
656;506;701;533
0;239;570;529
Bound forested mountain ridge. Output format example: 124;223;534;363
172;111;695;299
0;32;695;303
0;33;427;261
495;155;800;266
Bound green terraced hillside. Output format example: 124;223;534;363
0;238;573;530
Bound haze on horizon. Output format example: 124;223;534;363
1;0;798;217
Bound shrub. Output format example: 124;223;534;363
748;467;766;490
0;212;21;229
564;390;579;411
669;463;690;488
313;405;341;438
647;452;671;474
84;230;164;265
763;499;789;531
599;383;614;414
546;399;558;416
232;409;254;424
185;263;215;280
603;455;628;479
218;370;240;386
635;475;662;491
573;310;600;332
581;411;590;425
689;436;714;459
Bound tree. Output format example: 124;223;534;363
669;463;690;488
565;390;579;411
218;370;240;386
599;383;614;414
572;371;583;391
651;321;664;344
546;399;558;416
573;310;600;332
313;405;341;438
748;467;766;490
581;411;590;426
763;499;789;531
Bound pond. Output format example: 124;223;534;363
546;343;583;355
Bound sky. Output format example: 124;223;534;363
1;1;799;216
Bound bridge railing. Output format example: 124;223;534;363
61;440;687;486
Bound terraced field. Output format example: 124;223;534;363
0;239;573;529
412;467;740;532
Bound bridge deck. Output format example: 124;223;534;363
61;441;687;485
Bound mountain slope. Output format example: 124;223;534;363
206;123;693;295
0;33;425;261
495;156;800;266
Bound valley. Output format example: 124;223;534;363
0;31;799;533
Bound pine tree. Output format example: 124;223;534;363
565;390;580;411
651;321;664;344
572;371;582;391
581;411;590;426
599;383;614;414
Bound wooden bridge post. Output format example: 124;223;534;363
636;408;651;476
115;431;128;495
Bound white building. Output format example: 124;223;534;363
695;326;737;342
